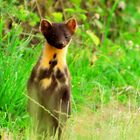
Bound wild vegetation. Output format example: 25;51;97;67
0;0;140;139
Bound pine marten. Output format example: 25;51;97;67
27;18;77;138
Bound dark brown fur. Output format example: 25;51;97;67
27;18;77;139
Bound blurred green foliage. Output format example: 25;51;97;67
0;0;140;48
0;0;140;138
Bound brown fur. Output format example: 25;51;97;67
27;18;77;139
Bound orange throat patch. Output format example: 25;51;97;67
40;43;68;70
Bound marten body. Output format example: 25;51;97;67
27;18;77;138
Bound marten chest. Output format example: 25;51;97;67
36;53;69;91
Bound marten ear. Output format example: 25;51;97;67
66;18;77;33
40;19;52;34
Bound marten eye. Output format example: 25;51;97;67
65;35;70;39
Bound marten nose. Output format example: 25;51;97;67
58;42;65;46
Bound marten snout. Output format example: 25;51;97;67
56;41;66;48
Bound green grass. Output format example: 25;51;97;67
1;1;140;140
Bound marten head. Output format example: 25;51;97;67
40;18;77;49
